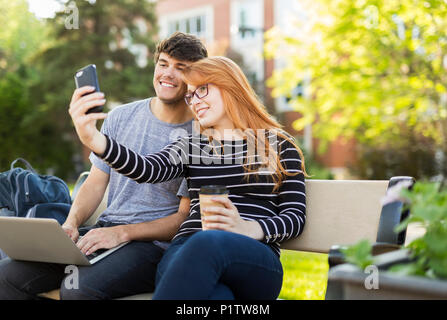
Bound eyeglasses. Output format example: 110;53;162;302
184;84;209;105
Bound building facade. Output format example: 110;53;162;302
156;0;355;177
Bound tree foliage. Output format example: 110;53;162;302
0;0;158;178
265;0;447;178
0;0;50;173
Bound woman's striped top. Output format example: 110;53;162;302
99;133;306;256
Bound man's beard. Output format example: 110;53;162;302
158;94;186;107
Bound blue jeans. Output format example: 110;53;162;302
153;230;283;300
0;221;164;300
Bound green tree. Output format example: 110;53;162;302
0;0;49;172
29;0;158;178
265;0;447;179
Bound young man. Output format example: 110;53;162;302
0;32;207;300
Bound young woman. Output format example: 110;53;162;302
69;56;306;300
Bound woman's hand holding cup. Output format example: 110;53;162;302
201;196;243;231
200;185;264;240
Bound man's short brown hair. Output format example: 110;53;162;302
154;32;208;63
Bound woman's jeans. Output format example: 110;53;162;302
153;230;283;300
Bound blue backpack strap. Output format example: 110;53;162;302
10;158;37;173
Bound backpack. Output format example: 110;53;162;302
0;158;72;260
0;158;71;221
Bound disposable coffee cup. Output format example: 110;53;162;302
199;185;229;230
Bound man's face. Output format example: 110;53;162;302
153;52;190;105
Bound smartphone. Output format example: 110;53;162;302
74;64;103;114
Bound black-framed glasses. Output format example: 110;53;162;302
184;84;209;105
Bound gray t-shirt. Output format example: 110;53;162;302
89;98;191;226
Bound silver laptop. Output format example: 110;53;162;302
0;217;129;265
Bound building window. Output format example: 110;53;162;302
239;9;255;39
196;16;202;34
235;1;259;40
168;15;206;38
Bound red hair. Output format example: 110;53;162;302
182;56;307;191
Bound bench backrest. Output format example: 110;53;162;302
281;179;389;253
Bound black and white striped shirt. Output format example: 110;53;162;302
99;133;306;256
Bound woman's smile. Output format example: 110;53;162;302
195;106;210;118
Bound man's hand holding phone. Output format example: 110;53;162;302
69;86;108;156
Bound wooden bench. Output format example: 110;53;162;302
40;174;414;300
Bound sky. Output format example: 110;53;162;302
27;0;63;18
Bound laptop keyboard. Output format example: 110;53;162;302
86;248;108;261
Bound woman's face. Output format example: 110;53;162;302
186;83;233;131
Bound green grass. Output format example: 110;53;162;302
278;250;329;300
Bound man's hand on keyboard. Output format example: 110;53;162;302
76;226;126;255
62;223;80;243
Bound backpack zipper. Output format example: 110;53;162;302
14;171;34;216
13;170;26;215
24;173;31;202
7;170;18;213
